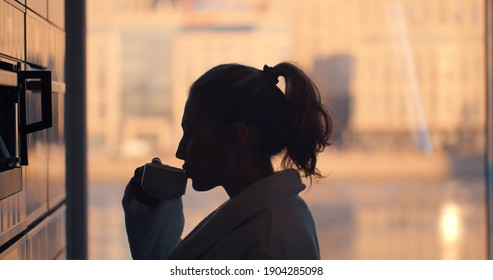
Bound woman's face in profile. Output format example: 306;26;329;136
175;96;230;192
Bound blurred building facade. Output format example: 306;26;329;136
87;0;485;158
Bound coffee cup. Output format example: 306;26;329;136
141;159;187;200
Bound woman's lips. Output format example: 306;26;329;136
182;165;191;178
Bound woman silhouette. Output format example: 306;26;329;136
122;62;333;259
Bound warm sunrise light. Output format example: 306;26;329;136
440;202;461;244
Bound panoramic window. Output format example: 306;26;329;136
87;0;487;259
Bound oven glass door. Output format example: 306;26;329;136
0;67;21;200
0;63;24;248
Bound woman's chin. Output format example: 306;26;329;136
191;181;217;192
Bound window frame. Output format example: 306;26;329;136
485;0;493;260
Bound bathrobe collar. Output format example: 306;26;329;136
170;169;305;259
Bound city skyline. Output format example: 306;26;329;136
87;0;485;157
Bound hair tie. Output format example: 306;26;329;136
263;64;279;85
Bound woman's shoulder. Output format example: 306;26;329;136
233;195;316;244
216;196;319;259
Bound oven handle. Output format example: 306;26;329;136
18;70;52;166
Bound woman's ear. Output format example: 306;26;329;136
227;122;249;153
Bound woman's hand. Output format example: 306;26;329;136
123;162;161;210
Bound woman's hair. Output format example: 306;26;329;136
189;62;333;181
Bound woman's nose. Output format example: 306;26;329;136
175;138;186;160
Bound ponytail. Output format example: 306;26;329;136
273;62;333;180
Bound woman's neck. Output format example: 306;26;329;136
222;162;274;198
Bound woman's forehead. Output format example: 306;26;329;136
182;97;216;126
183;97;200;119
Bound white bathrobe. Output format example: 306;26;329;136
122;169;320;260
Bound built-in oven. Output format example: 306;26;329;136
0;61;21;199
0;60;25;247
0;59;52;247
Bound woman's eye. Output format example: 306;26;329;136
183;129;192;138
